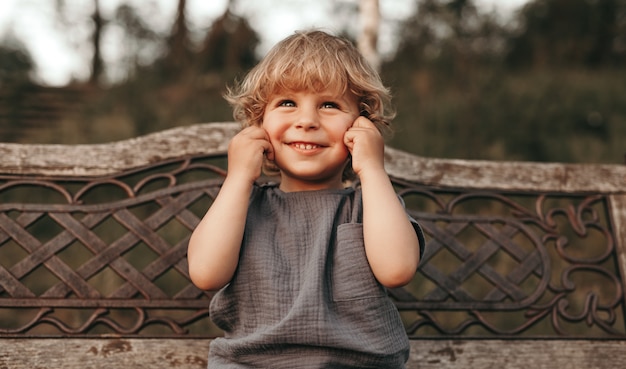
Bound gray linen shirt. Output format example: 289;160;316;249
208;183;422;368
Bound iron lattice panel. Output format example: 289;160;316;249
392;178;625;338
0;156;227;337
0;154;624;339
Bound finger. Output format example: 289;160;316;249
237;126;274;162
241;125;267;139
351;116;376;129
343;130;355;152
249;129;273;161
255;127;274;161
263;140;275;161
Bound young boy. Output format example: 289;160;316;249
188;30;424;368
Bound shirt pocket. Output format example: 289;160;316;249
332;223;387;302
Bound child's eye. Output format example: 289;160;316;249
278;100;296;107
321;102;339;109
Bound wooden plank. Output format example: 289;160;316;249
409;339;626;369
0;122;624;195
0;122;239;177
0;339;210;369
384;146;626;193
1;339;624;369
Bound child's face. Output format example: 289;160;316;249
262;89;360;192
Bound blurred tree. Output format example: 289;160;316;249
197;0;259;75
0;36;34;86
162;0;193;79
112;3;162;82
506;0;624;68
389;0;505;86
381;0;625;165
0;37;36;141
0;35;90;143
54;0;106;85
358;0;381;71
92;0;260;137
90;0;104;85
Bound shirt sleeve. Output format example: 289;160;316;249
397;194;426;261
409;215;426;261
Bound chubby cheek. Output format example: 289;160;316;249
263;125;281;145
259;122;280;146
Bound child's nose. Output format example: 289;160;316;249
295;109;320;130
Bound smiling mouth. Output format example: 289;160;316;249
290;142;322;150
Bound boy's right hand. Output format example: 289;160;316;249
227;126;274;184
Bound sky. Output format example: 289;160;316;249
0;0;529;86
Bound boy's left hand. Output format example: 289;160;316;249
343;116;385;177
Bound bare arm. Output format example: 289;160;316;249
344;117;421;288
187;126;273;291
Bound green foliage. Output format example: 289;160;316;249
1;0;625;164
384;65;626;164
507;0;625;67
382;0;626;164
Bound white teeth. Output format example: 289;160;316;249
294;143;319;150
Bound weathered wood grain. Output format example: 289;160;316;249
0;338;210;369
409;339;626;369
384;146;626;193
0;122;239;177
1;122;624;194
2;339;624;369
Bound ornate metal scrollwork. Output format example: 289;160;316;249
391;181;624;338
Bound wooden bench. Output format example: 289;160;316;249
1;122;625;368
